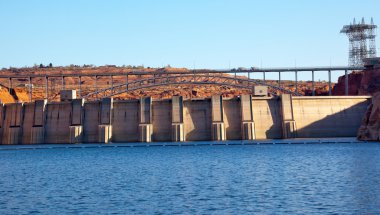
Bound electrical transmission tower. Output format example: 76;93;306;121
341;17;377;67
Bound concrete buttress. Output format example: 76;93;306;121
70;99;84;144
98;98;113;143
172;96;185;142
281;94;297;138
30;100;47;144
139;97;153;142
240;95;255;140
211;95;226;141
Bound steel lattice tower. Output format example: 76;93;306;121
341;18;377;67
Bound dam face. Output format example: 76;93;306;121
0;95;371;144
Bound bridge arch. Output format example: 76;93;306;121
82;74;300;100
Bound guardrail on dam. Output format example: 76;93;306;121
0;95;371;144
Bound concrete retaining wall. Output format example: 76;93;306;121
0;95;371;144
45;102;71;144
83;102;100;143
223;99;242;140
184;99;212;141
112;101;139;142
152;100;171;142
293;96;369;138
252;98;282;139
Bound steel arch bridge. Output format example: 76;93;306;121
0;66;363;101
82;73;301;99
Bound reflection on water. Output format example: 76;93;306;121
0;143;379;214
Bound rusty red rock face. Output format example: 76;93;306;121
357;92;380;141
333;68;380;96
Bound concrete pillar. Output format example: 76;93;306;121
139;97;153;142
32;100;47;126
70;99;84;144
71;99;84;125
100;98;113;125
172;123;184;142
98;125;112;144
211;95;226;141
69;125;83;144
98;98;113;143
280;94;297;138
30;100;47;144
240;95;255;140
172;96;185;142
139;124;152;142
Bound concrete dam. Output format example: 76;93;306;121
0;94;370;145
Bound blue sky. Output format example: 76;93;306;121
0;0;379;80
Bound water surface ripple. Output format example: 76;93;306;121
0;143;380;214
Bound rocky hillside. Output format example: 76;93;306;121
0;65;333;103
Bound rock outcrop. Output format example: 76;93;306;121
333;68;380;96
332;71;363;95
357;92;380;141
358;68;380;95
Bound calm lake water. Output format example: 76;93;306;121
0;143;380;214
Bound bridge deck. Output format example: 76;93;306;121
0;66;364;78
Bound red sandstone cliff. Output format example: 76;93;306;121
357;92;380;141
333;68;380;96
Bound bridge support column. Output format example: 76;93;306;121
28;77;32;102
241;95;255;140
30;100;47;144
139;97;153;142
69;99;84;144
280;94;297;138
172;96;185;142
98;98;113;143
211;95;226;141
2;103;23;145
